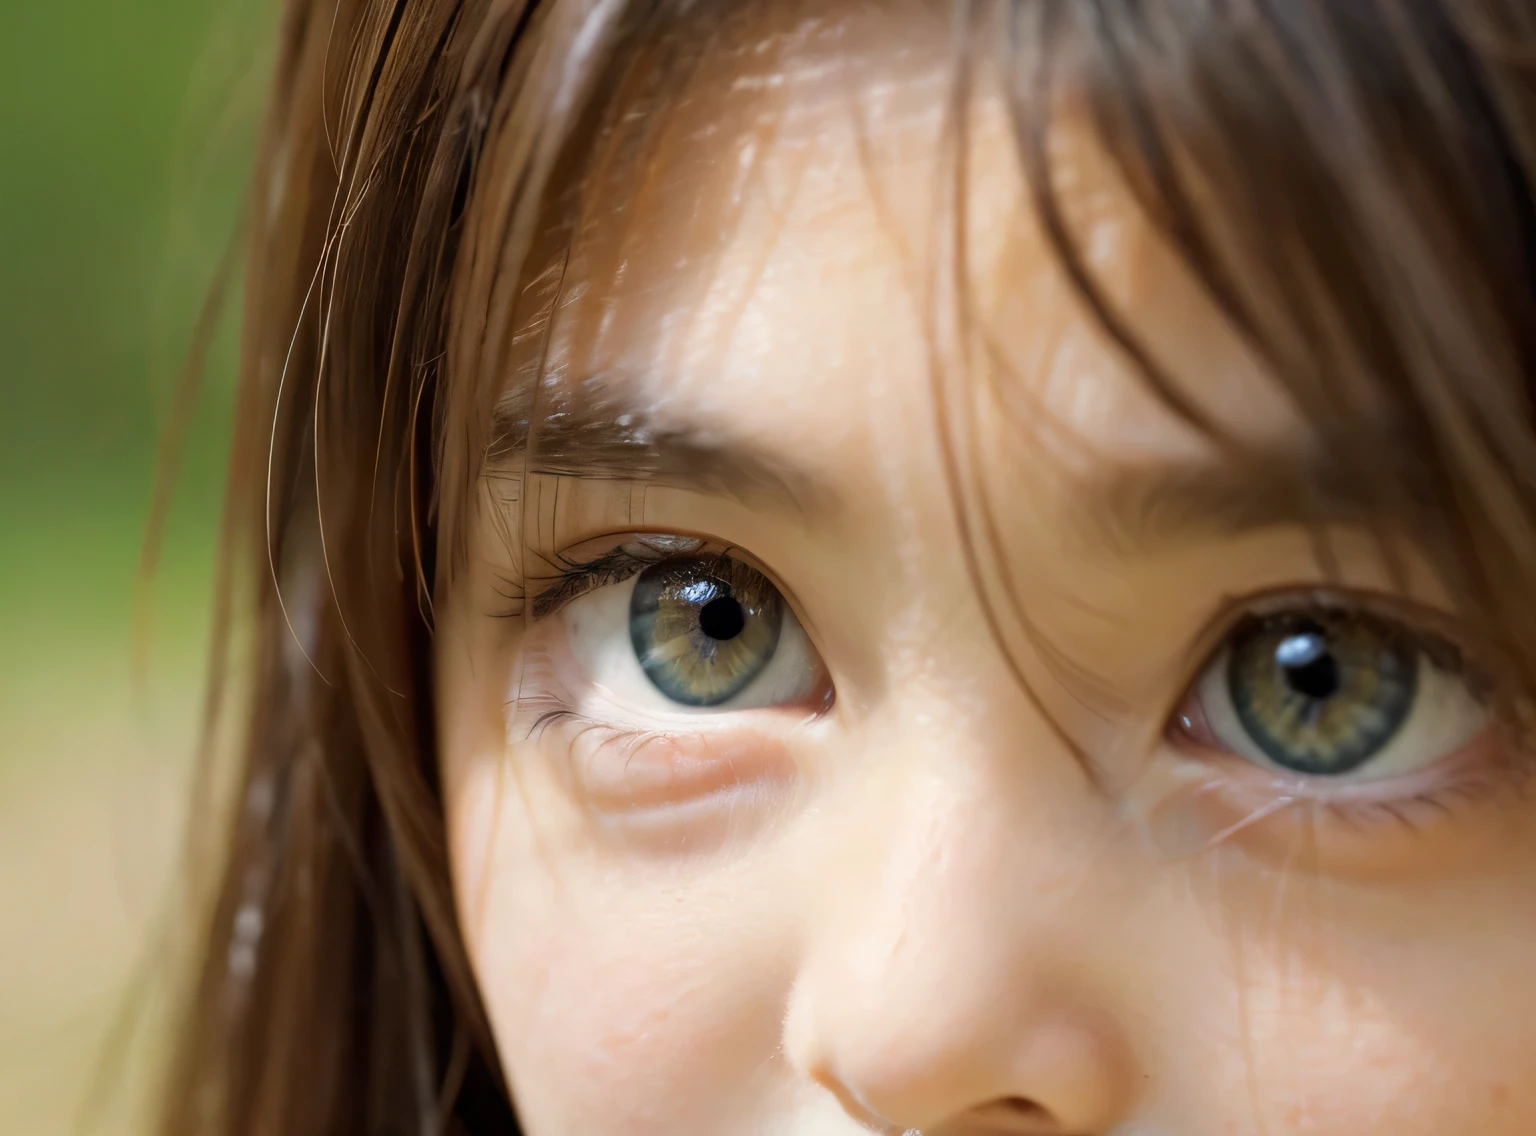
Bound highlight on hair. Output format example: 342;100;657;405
157;2;1536;1134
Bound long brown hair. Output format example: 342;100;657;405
159;2;1536;1133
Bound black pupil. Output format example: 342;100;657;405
699;596;746;641
1278;631;1340;700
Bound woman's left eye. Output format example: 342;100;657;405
1176;604;1492;783
560;553;828;713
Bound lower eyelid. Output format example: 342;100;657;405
1170;694;1497;798
1134;730;1534;880
566;723;799;812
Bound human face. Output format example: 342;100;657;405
435;10;1536;1135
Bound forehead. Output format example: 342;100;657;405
527;4;1298;486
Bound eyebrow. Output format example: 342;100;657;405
486;383;826;515
489;380;1428;549
1085;434;1434;551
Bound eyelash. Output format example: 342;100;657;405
489;545;648;621
523;539;744;620
1173;584;1461;684
1221;755;1524;837
519;691;639;750
527;546;653;620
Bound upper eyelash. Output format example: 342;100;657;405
526;537;738;620
528;546;654;620
1237;606;1471;677
1194;589;1483;683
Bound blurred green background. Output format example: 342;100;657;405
1;2;272;1132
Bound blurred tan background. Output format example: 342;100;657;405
1;4;273;1133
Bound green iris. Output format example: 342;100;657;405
628;557;784;707
1228;610;1418;775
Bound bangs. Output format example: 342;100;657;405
1002;1;1536;701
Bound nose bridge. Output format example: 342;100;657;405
815;685;1098;993
784;708;1137;1131
793;756;1047;1057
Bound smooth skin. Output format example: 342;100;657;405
436;11;1536;1135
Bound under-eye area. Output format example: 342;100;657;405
519;705;805;820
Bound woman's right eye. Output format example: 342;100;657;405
560;553;830;715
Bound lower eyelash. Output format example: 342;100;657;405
506;648;576;730
511;691;665;777
510;660;644;745
1186;733;1535;849
1296;769;1519;836
1322;792;1460;835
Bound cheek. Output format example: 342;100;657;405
1230;977;1536;1133
445;748;798;1134
488;924;723;1131
1165;879;1536;1135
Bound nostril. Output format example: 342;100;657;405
998;1097;1046;1114
970;1095;1066;1133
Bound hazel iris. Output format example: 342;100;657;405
1227;610;1418;776
628;557;784;706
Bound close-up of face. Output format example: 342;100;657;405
430;7;1536;1134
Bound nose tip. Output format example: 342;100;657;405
780;705;1140;1134
786;978;1137;1135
